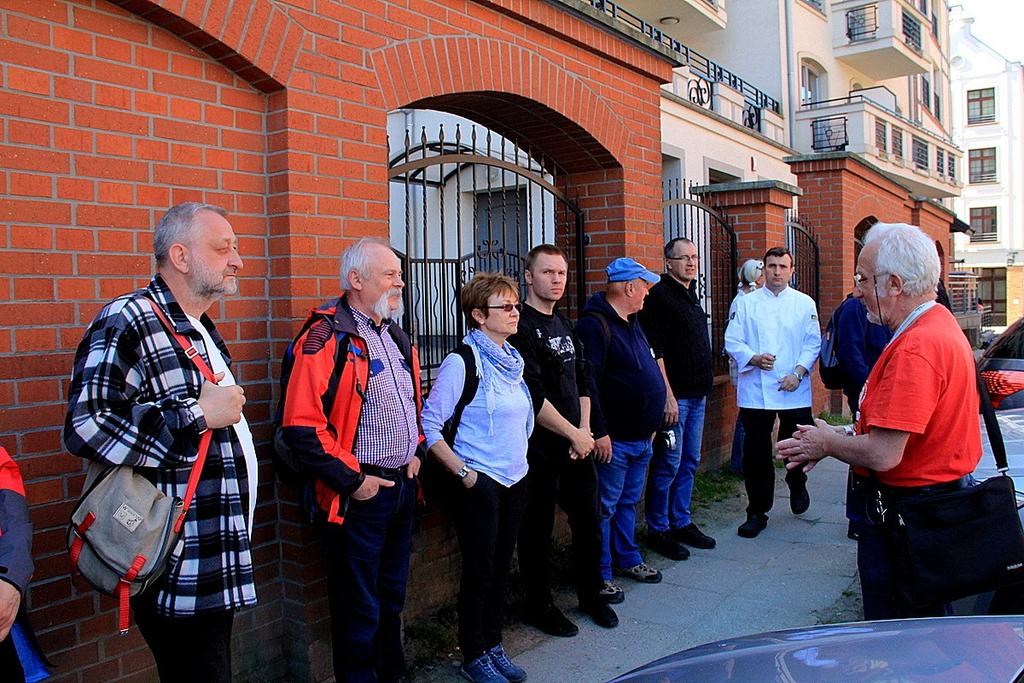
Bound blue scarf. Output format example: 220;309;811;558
465;328;532;435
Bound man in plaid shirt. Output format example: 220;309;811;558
280;238;423;683
64;203;253;682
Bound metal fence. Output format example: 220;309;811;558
389;122;584;383
785;210;820;303
663;179;737;376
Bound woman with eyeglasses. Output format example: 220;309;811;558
421;272;534;683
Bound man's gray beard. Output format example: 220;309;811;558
190;256;237;299
374;289;404;321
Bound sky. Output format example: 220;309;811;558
951;0;1024;63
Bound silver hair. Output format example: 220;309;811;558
863;222;940;297
154;202;228;264
738;259;763;288
340;237;394;291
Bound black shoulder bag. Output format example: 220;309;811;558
887;372;1024;608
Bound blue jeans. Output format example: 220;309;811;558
597;438;654;580
647;397;706;533
324;471;417;683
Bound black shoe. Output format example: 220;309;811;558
671;522;717;549
525;603;578;637
580;600;619;629
646;531;690;560
737;513;768;538
790;482;810;515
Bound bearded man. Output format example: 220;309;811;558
279;237;423;683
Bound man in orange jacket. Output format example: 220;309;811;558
279;238;423;683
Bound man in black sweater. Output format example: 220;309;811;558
639;238;717;560
510;245;619;637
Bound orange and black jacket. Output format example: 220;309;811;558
279;297;424;525
0;446;32;603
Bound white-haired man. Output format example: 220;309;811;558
279;238;423;682
777;222;982;619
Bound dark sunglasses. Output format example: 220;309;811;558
482;303;523;313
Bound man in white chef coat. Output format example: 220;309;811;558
725;246;821;538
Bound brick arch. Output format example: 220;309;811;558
371;37;627;173
107;0;306;92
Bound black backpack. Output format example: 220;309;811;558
272;309;346;481
819;299;847;391
440;344;480;446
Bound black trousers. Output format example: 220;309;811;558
0;632;25;683
132;589;234;683
517;438;604;608
740;407;812;515
454;473;528;662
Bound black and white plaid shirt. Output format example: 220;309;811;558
349;307;419;468
64;275;257;616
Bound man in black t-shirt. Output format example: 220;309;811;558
510;245;619;637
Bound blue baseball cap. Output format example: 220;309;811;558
606;257;660;284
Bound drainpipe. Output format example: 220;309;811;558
784;0;796;148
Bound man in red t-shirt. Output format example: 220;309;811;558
777;222;981;619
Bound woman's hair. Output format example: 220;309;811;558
460;272;519;329
737;259;763;288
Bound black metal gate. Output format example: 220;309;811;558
662;180;737;376
785;210;820;302
389;121;585;383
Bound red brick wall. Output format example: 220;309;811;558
0;1;674;680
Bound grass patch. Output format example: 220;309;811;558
817;411;852;426
405;603;459;672
691;468;744;511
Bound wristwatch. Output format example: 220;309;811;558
456;465;470;479
842;425;856;437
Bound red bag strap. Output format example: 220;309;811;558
142;297;220;531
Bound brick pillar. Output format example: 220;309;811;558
691;180;802;264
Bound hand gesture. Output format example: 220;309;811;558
198;372;245;428
593;435;612;464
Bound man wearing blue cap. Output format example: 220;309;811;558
578;257;667;599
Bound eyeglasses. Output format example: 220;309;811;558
667;255;700;263
853;272;889;288
483;303;523;313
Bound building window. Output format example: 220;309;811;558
969;147;997;183
948;154;956;181
920;73;931;112
875;118;888;153
912;137;928;170
802;0;825;11
892;127;904;159
976;267;1007;326
967;88;996;124
800;62;824;105
936;148;945;176
903;11;922;52
970;207;998;243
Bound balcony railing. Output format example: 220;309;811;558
812;116;849;151
847;5;880;41
912;137;928;170
968;113;996;125
902;10;922;52
802;92;956;148
585;0;781;117
970;232;999;244
970;170;997;184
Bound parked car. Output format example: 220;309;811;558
979;317;1024;409
609;616;1024;682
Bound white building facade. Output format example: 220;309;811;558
950;10;1024;325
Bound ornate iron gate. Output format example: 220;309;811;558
662;180;737;376
785;210;820;302
389;121;585;383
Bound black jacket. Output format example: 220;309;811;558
577;293;665;441
639;275;713;399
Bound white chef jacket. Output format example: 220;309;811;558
724;285;821;410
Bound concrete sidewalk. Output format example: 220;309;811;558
416;457;859;682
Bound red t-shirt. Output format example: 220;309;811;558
857;305;981;486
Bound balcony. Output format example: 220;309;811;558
794;89;961;198
831;0;930;79
615;0;728;35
